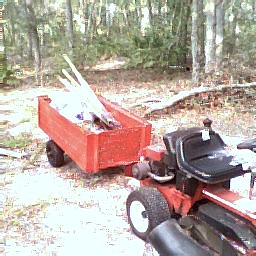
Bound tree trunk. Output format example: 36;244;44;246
0;0;6;83
106;0;111;37
122;6;130;27
252;0;255;20
25;0;41;74
92;3;98;39
162;0;168;23
124;2;131;27
198;0;204;67
85;0;95;42
39;0;45;47
96;0;103;28
24;0;32;59
147;0;153;26
158;0;162;21
180;1;191;64
66;0;74;48
172;1;181;36
176;0;184;37
229;0;240;55
215;0;224;71
40;25;45;47
135;0;142;27
31;27;41;74
8;8;16;45
191;0;200;86
83;1;90;35
0;3;4;49
27;33;33;59
78;0;84;8
204;0;216;74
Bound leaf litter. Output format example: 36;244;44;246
1;67;256;255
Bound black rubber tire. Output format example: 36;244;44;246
46;140;64;167
132;162;150;180
126;186;171;241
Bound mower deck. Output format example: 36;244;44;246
202;185;256;226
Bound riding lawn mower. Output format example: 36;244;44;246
126;118;256;256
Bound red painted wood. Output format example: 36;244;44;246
38;95;152;172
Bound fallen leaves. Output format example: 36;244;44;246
1;67;255;256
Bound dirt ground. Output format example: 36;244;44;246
1;65;256;255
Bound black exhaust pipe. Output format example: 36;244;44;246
148;219;212;256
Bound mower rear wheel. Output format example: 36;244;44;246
126;186;171;241
46;140;64;167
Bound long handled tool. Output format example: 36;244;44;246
59;55;120;129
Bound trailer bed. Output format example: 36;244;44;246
38;95;152;172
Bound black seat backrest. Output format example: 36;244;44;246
163;127;201;169
176;131;245;183
183;131;226;161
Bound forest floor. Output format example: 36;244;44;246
1;62;256;255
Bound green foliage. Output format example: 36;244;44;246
67;25;189;69
2;135;32;149
4;0;256;76
236;24;256;66
223;4;256;80
4;0;192;72
73;35;132;67
127;26;188;68
0;52;7;83
0;52;20;87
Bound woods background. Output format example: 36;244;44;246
1;0;256;86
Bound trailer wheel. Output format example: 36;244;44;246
46;140;64;167
126;187;171;241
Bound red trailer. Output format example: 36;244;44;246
38;95;152;174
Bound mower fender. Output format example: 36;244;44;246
148;219;212;256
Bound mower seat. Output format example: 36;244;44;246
176;131;244;183
163;127;202;169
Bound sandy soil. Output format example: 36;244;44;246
1;66;255;255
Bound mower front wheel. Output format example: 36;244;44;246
46;140;64;167
126;186;171;241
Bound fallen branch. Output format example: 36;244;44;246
144;82;256;116
130;98;162;108
0;148;27;158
